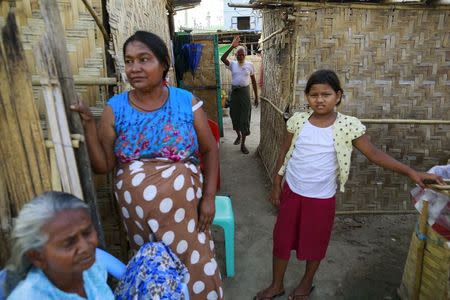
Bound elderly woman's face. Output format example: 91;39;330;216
124;40;166;90
32;209;98;275
236;49;245;63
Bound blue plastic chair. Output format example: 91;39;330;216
0;269;6;300
212;195;235;277
96;248;189;299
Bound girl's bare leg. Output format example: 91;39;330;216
254;256;289;299
288;260;320;300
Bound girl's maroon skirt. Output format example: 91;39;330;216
273;182;336;261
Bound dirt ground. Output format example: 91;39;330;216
213;105;418;299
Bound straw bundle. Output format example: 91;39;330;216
0;13;51;266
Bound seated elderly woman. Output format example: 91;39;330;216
2;191;114;299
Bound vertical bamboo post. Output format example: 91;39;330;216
413;200;429;300
39;0;105;246
36;38;84;200
48;146;62;191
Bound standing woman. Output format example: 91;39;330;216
71;31;223;299
221;35;259;154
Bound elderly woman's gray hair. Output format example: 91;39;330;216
235;45;246;55
2;191;89;296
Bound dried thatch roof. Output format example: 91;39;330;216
171;0;202;11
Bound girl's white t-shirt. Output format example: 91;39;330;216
226;60;254;87
285;121;338;199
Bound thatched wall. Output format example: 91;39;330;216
259;5;450;212
259;9;296;178
107;0;174;85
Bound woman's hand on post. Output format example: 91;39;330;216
70;100;94;123
231;36;240;48
197;194;215;232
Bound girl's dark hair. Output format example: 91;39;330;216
123;31;170;80
304;69;343;105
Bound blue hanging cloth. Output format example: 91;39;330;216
181;43;204;77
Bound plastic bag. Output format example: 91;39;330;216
411;187;450;227
410;164;450;240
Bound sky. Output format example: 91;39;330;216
174;0;225;30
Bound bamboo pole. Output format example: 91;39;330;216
413;200;429;300
252;0;450;10
32;76;117;86
39;0;105;247
36;39;83;200
48;147;62;192
260;96;450;125
259;27;288;46
80;0;109;42
0;170;11;265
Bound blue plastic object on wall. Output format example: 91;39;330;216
182;43;204;77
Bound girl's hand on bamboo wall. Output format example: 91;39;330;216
409;171;445;188
70;101;94;123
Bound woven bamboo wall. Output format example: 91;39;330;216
106;0;174;86
0;0;107;109
260;9;296;178
259;6;450;212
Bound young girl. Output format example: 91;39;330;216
254;69;443;300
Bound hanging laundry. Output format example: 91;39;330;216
173;34;191;81
182;43;204;77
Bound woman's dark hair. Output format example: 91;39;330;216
304;69;343;106
123;31;170;80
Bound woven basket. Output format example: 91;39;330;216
398;201;450;300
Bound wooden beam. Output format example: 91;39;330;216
32;76;117;86
80;0;109;42
39;0;105;247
